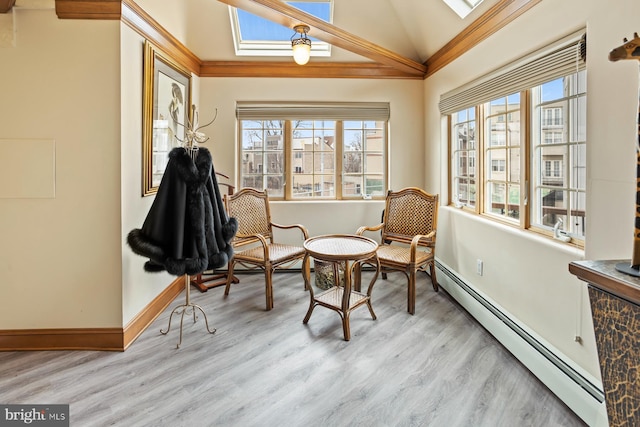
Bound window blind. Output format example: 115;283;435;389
439;29;586;115
236;101;390;121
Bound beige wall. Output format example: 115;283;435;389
197;77;425;239
0;9;123;328
424;0;640;381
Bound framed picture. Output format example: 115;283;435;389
142;40;192;196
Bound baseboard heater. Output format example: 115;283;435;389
435;260;604;404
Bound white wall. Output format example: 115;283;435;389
0;9;123;328
424;0;640;381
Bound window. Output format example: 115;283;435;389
237;102;389;200
451;107;476;208
443;30;586;243
532;72;587;237
485;94;521;220
442;0;484;18
229;1;332;58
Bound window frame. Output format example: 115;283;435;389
236;104;390;201
448;81;585;247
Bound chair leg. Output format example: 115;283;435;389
224;260;236;296
265;268;274;311
429;261;439;292
342;313;351;341
407;271;416;315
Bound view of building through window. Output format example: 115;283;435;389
450;69;586;242
239;119;387;200
532;71;587;238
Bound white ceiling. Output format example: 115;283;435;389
14;0;502;64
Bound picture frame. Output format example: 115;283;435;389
142;40;192;196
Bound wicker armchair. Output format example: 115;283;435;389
356;187;439;315
224;188;309;311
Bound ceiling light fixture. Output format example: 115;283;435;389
291;25;311;65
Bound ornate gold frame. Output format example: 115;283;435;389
142;40;192;196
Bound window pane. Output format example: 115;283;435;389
343;175;362;197
541;78;563;103
314;175;334;197
267;176;284;197
531;70;586;239
343;120;385;198
314;152;335;173
487;182;506;215
365;174;384;196
451;107;476;208
344;151;362;173
484;93;521;222
508;184;520;219
292;175;313;198
570;144;587;190
292;120;337;199
509;148;520;182
486;150;504;180
240;120;284;194
570;96;587;142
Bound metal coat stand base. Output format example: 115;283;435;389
160;274;216;348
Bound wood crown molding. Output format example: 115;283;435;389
56;0;121;19
53;0;539;80
0;0;16;14
200;60;423;79
424;0;542;78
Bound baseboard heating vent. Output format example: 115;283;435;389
435;260;604;403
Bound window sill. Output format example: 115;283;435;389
443;204;585;256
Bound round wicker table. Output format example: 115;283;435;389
302;234;380;341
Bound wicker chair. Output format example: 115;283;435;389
224;188;309;311
356;187;439;315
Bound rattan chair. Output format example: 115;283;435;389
224;188;309;311
356;187;439;315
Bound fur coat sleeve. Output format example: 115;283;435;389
127;147;237;276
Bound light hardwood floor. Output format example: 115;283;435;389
0;271;586;427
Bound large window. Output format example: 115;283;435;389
237;102;389;200
443;31;586;244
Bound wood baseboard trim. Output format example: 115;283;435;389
0;277;184;352
0;328;124;351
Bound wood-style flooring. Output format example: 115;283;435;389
0;271;586;426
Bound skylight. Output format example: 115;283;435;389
229;1;332;58
443;0;484;19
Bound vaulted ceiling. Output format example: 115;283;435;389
5;0;541;79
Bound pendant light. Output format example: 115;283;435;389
291;25;311;65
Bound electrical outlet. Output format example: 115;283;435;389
476;259;483;276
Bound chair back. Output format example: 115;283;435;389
382;187;438;245
224;188;273;247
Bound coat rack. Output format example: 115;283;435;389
128;105;237;348
161;273;216;348
160;144;216;349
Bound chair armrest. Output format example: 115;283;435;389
271;222;310;240
356;223;384;235
409;230;437;262
234;232;270;258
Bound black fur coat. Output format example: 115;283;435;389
127;147;237;276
